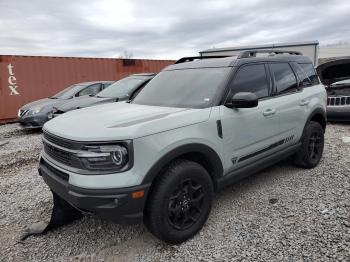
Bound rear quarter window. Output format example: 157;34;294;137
298;63;319;85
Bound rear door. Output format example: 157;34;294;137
268;62;305;144
220;63;283;172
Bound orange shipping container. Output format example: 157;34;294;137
0;55;174;123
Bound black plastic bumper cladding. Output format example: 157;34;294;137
18;112;49;128
21;159;150;241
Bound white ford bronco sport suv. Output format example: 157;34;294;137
38;50;327;244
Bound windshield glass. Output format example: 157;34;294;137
97;77;147;99
132;68;230;108
52;84;87;99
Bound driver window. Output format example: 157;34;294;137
229;64;269;99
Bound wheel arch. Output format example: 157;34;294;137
141;143;224;190
306;107;327;132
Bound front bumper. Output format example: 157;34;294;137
18;112;48;128
327;106;350;121
39;157;150;224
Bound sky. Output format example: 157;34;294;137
0;0;349;60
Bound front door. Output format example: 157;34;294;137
220;63;283;173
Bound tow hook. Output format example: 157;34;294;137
20;191;83;241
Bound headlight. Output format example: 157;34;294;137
18;109;21;117
76;144;129;171
27;107;43;115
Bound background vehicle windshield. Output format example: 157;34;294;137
51;84;88;99
132;68;230;108
97;77;145;99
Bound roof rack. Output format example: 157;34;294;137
237;49;302;59
174;55;231;64
175;50;303;64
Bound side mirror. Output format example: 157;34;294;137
225;92;258;108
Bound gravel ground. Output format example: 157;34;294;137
0;123;349;261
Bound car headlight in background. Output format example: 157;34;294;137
27;107;43;115
76;144;129;171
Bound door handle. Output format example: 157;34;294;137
263;108;276;116
300;99;310;106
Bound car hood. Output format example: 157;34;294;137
20;98;66;112
317;58;350;86
55;96;113;112
44;102;211;141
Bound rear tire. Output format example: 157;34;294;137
144;159;214;244
293;121;324;169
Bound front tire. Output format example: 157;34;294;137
145;159;214;244
293;121;324;168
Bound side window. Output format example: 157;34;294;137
230;64;269;99
270;63;297;95
298;63;319;85
293;63;312;87
77;84;101;96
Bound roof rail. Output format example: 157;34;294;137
237;49;302;59
175;55;231;64
175;50;303;64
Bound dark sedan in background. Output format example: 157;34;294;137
18;81;114;128
50;73;155;118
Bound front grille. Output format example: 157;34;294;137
42;131;83;169
44;142;72;166
43;131;74;149
327;96;350;106
20;109;28;117
41;158;69;181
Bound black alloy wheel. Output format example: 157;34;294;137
168;178;204;230
308;131;323;161
145;159;214;244
293;121;324;168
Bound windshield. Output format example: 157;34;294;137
132;68;230;108
96;77;147;99
51;84;87;99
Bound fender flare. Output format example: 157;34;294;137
303;107;327;134
141;143;224;184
